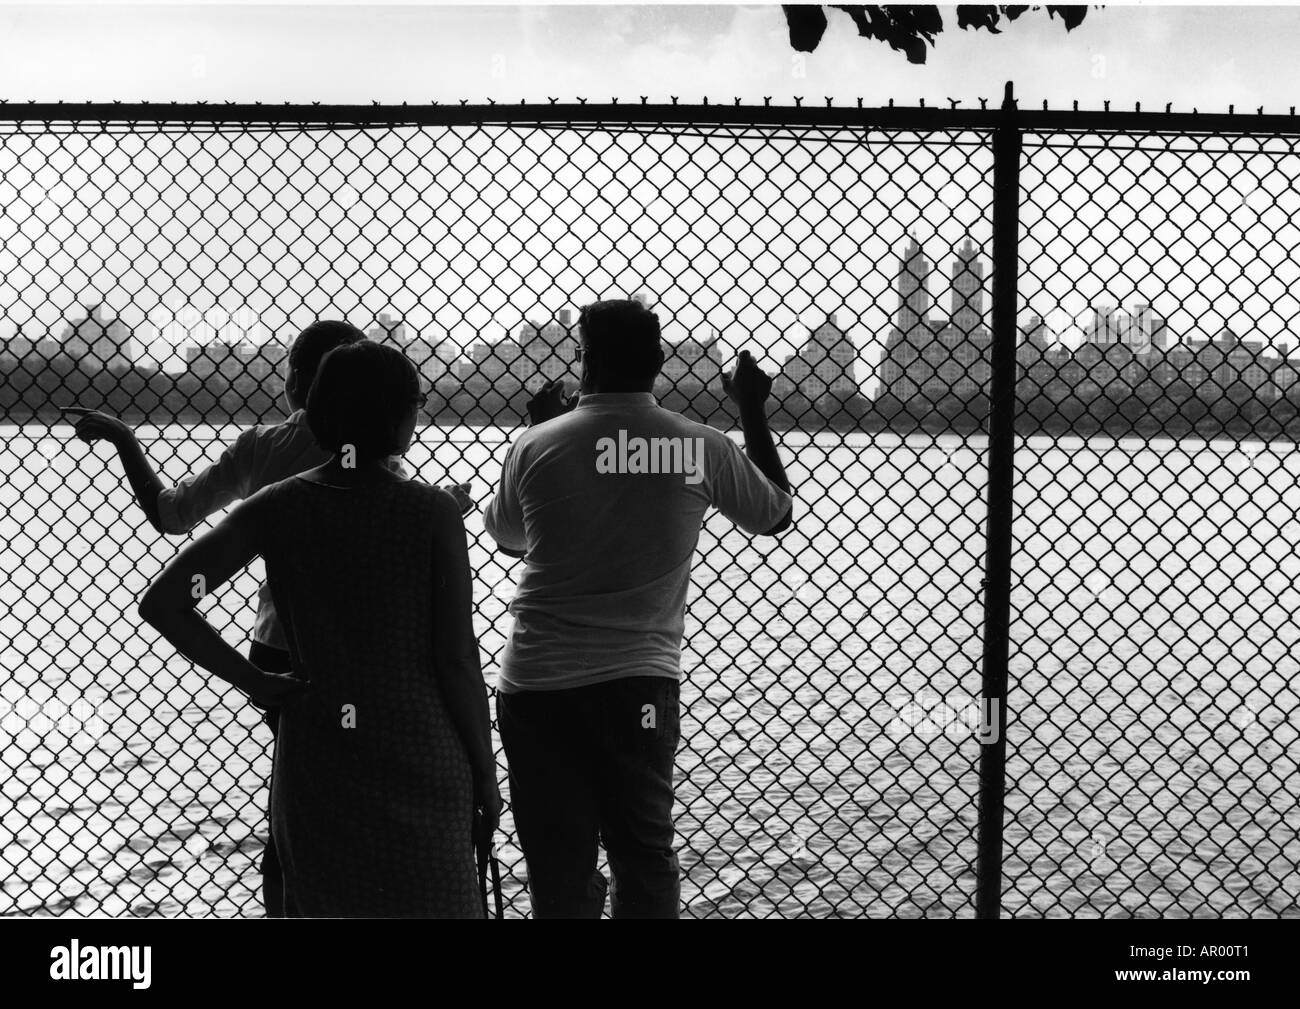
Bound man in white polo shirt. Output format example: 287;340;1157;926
483;298;793;919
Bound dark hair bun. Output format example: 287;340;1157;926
306;340;421;461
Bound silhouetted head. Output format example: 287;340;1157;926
284;320;366;410
306;340;421;463
578;299;665;393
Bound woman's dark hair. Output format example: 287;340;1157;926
288;320;366;396
306;340;422;461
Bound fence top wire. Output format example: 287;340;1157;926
2;99;1300;138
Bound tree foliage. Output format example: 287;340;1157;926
782;5;1093;63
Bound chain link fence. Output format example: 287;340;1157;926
1007;122;1300;916
0;99;1296;918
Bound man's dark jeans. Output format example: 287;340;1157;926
498;675;681;919
247;640;288;919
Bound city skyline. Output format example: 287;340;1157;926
4;100;1300;381
7;242;1297;411
9;222;1300;391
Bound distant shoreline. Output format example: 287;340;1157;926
5;359;1299;443
10;401;1300;445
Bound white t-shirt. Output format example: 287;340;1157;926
483;392;793;692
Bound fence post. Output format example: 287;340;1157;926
974;80;1021;920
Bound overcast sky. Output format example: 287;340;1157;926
0;4;1297;111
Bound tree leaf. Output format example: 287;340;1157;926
957;6;1004;33
794;4;1090;61
783;4;829;52
832;6;936;63
1046;5;1089;31
908;5;946;39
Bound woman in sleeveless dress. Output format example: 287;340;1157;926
139;340;499;917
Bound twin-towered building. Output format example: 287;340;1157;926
881;234;1288;406
880;235;993;402
7;269;1288;414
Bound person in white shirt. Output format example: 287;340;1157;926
483;298;793;918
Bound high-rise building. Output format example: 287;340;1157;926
951;238;985;336
1130;303;1168;350
518;308;580;391
367;312;408;345
250;340;288;382
1023;313;1052;349
779;313;859;399
659;328;723;388
460;332;524;385
409;336;462;386
186;339;268;381
1017;313;1065;399
1086;303;1121;345
368;312;462;386
1271;347;1300;399
61;302;140;373
1;327;59;363
426;339;464;383
897;233;931;336
880;236;992;403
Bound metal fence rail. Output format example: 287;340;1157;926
1;90;1297;918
